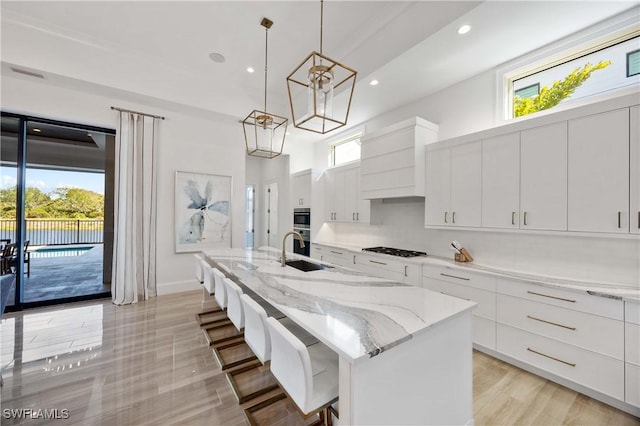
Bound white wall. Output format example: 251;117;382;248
1;74;247;295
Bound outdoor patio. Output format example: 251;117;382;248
6;244;110;305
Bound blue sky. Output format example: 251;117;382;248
0;168;104;195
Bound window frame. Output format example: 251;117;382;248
495;9;640;123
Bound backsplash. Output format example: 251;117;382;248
318;198;640;287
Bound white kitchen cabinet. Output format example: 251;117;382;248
311;244;351;267
630;106;640;234
422;264;496;350
355;253;422;287
291;169;314;208
625;301;640;408
496;277;626;402
568;108;629;233
482;132;520;229
360;117;439;199
520;122;568;231
324;163;369;224
425;141;481;227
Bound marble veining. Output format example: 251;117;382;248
204;247;475;362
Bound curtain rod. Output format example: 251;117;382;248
110;106;165;120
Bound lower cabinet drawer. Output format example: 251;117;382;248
423;277;495;319
626;322;640;366
473;315;496;351
498;294;623;360
497;324;624;400
626;363;640;408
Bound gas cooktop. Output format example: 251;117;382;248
362;247;427;258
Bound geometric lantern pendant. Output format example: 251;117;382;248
243;109;288;159
286;0;357;135
286;51;357;134
242;18;289;158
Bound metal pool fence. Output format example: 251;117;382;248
0;219;104;246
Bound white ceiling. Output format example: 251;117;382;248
1;1;637;145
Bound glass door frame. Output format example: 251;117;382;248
1;111;115;311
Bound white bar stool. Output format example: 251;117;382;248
194;253;204;284
223;277;245;331
213;268;228;310
265;317;339;424
240;294;271;364
196;264;226;326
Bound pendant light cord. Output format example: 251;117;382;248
264;25;268;112
319;0;324;55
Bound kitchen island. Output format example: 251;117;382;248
204;247;476;425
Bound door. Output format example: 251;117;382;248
245;185;255;248
450;141;482;227
264;182;278;248
568;109;629;233
521;121;568;231
482;133;520;229
425;147;450;226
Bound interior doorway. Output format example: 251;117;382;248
0;113;115;310
245;185;255;248
264;182;278;248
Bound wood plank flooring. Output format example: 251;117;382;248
1;290;637;425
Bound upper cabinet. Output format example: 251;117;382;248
324;162;370;224
291;169;318;208
481;123;568;231
568;109;629;233
425;93;639;237
425;141;482;227
360;117;439;199
629;106;639;235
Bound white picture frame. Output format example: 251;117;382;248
175;171;232;253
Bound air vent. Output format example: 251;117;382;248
10;67;45;79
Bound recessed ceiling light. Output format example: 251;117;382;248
33;128;42;133
369;79;379;86
458;24;471;35
208;52;226;63
247;67;255;73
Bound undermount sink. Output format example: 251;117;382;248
285;259;331;272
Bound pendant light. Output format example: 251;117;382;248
286;0;357;134
243;18;288;159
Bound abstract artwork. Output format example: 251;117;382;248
175;171;231;253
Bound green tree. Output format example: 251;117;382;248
514;60;611;118
25;187;52;218
49;187;104;218
0;186;17;219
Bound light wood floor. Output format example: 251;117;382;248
1;290;637;426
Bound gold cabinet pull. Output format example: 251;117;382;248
440;291;470;301
523;211;528;226
404;265;408;277
527;315;576;331
527;290;575;303
618;211;622;228
452;211;456;224
527;347;575;367
353;255;356;264
512;212;516;225
440;273;470;281
369;260;387;266
353;212;355;221
638;211;640;229
356;212;360;221
330;250;343;255
444;212;448;223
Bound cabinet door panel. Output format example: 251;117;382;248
482;133;520;228
451;142;482;227
344;168;358;222
631;106;639;234
333;170;346;222
324;171;336;222
568;108;629;233
425;148;451;226
521;122;567;231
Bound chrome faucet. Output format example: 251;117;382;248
282;231;305;267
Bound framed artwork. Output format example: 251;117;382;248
175;171;232;253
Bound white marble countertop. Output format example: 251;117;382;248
203;247;475;363
313;241;640;302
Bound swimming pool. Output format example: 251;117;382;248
30;246;94;259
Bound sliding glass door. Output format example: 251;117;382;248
0;112;115;310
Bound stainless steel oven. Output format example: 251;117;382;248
293;208;311;229
293;208;311;257
292;227;310;257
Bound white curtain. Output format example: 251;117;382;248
112;112;159;305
